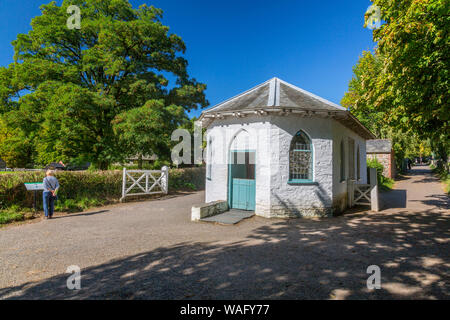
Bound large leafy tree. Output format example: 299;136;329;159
342;51;427;169
341;51;387;138
112;99;186;169
0;0;207;169
371;0;449;159
344;0;449;166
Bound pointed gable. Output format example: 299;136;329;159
200;77;375;140
204;77;346;114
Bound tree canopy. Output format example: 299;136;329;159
343;0;449;164
0;0;208;169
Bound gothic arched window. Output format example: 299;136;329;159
289;130;313;182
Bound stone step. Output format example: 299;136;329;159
200;209;255;225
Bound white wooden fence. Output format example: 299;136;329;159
348;167;380;212
120;166;169;202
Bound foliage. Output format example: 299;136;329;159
169;167;205;191
341;51;387;138
112;99;186;169
367;157;384;182
0;170;122;209
0;167;205;221
108;159;171;171
0;205;28;225
432;164;450;195
0;0;207;169
367;157;394;191
342;50;435;170
379;176;395;191
344;0;449;168
371;0;449;144
380;1;447;155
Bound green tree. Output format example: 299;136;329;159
0;0;207;169
342;51;428;170
341;51;387;138
344;0;449;169
371;0;449;159
112;99;186;169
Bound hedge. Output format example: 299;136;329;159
0;167;205;210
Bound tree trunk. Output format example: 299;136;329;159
96;160;109;171
138;154;143;170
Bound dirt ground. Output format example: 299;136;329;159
0;165;448;299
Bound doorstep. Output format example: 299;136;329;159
200;209;255;225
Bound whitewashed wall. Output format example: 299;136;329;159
205;116;272;214
332;120;368;213
265;116;334;218
205;115;369;218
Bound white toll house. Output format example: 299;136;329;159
193;77;376;221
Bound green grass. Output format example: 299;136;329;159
380;177;395;191
0;205;27;225
431;165;450;194
444;177;450;194
54;197;105;213
0;167;206;225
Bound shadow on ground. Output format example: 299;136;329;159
381;190;407;210
1;209;448;300
410;194;450;211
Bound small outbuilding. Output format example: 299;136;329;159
0;158;6;170
366;139;396;178
45;161;66;171
199;78;376;218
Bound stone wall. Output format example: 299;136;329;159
205;115;369;218
205;116;272;214
331;119;368;214
267;116;334;218
368;152;395;178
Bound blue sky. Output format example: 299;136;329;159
0;0;376;118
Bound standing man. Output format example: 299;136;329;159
43;170;60;219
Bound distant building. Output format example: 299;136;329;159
45;161;66;171
126;154;158;163
0;158;6;170
366;139;396;178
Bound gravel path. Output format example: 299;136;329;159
0;165;448;299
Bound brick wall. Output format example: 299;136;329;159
368;153;395;178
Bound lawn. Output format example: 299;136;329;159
0;205;32;225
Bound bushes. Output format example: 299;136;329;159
367;158;394;191
0;171;122;209
0;205;26;225
432;164;450;195
0;167;206;218
170;167;205;191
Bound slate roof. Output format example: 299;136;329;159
367;139;392;153
200;77;376;140
203;77;346;114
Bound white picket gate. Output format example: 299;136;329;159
120;166;169;202
348;167;380;212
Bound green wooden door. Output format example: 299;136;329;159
229;151;256;211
